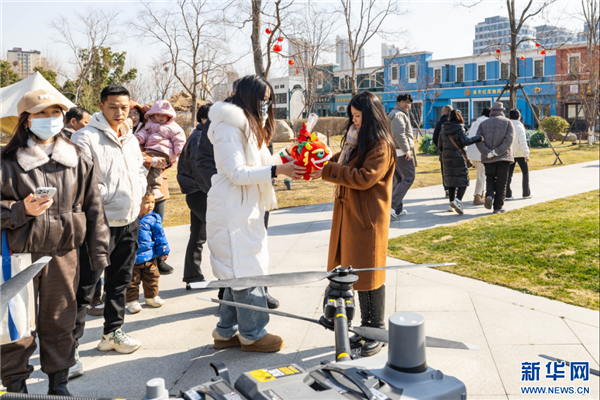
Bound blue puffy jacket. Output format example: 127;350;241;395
135;212;170;265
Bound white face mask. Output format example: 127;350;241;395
29;117;64;140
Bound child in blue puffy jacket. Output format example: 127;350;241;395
126;192;170;313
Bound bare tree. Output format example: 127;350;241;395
579;0;599;142
338;0;406;96
149;58;177;101
51;10;118;104
134;0;236;118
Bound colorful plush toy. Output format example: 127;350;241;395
287;114;333;181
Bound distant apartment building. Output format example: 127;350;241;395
535;25;577;48
336;36;364;71
381;43;400;65
473;16;535;55
577;21;600;44
7;47;42;79
288;36;311;75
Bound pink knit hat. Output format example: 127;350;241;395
145;100;177;119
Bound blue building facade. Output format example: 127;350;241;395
329;49;557;130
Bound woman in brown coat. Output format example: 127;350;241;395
311;91;395;357
1;90;110;395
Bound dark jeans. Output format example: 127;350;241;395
74;242;103;342
439;159;448;191
447;186;466;201
74;220;139;339
183;191;207;283
484;161;511;210
506;157;531;198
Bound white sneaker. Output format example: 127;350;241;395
505;196;515;200
97;329;142;354
523;192;534;199
68;348;84;379
398;209;408;216
390;209;398;219
126;301;142;314
146;296;165;308
447;205;454;212
450;198;464;215
152;188;165;200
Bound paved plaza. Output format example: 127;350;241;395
14;160;600;399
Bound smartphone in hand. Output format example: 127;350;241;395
34;187;57;201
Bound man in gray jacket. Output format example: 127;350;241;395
387;93;415;218
475;102;514;213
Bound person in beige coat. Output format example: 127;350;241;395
311;91;396;357
466;108;489;204
506;109;532;199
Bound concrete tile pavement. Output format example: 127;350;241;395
7;160;598;398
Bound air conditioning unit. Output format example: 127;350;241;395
337;105;346;112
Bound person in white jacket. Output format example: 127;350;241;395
506;110;532;199
207;75;304;353
466;107;489;205
71;85;147;357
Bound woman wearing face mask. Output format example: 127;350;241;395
205;75;304;353
310;91;396;357
1;89;110;395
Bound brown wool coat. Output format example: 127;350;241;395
321;140;395;291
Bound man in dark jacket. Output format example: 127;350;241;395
432;105;452;199
177;103;215;288
475;102;515;213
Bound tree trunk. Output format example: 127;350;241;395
251;0;265;78
351;61;357;97
509;32;518;109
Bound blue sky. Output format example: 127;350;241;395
1;0;582;80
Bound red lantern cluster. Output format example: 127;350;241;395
273;44;282;53
265;28;272;34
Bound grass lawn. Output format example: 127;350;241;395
163;140;599;227
388;190;600;310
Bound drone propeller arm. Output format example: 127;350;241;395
353;263;457;273
348;326;479;350
1;257;52;310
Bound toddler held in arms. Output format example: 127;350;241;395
136;100;186;200
126;192;170;313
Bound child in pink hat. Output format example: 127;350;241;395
136;100;186;200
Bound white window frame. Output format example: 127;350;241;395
568;53;581;77
450;98;471;122
410;100;424;127
456;66;464;83
533;58;544;78
434;68;441;84
472;98;493;122
391;65;399;83
500;63;510;80
408;63;417;83
477;64;486;81
316;73;324;89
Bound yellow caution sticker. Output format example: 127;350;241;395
249;365;302;382
337;352;350;359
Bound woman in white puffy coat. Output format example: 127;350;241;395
206;75;304;352
506;110;532;199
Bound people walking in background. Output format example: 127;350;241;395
433;105;453;202
72;85;147;355
475;102;515;214
128;101;148;135
438;110;483;215
311;91;396;357
1;89;110;395
135;100;186;201
177;103;214;289
125;192;169;314
388;93;415;218
61;107;91;138
466;107;490;205
506;109;532;200
206;75;303;353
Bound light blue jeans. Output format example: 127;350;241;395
216;286;269;342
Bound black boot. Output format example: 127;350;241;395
361;285;386;357
350;291;371;349
48;369;72;396
157;259;174;275
6;377;28;393
264;287;280;309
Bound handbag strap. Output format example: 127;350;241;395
2;230;20;341
448;135;473;165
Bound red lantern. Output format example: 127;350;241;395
265;28;271;34
540;50;546;55
520;56;525;60
273;44;282;53
288;59;295;66
277;36;284;42
496;49;501;54
535;42;540;47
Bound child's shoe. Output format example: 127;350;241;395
126;301;142;314
146;296;165;308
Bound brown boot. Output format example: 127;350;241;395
212;330;242;349
240;333;284;353
473;194;485;205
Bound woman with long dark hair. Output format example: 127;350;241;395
311;91;396;357
205;75;304;352
439;109;482;215
1;90;110;394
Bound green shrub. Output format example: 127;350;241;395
529;130;550;148
418;134;439;155
540;116;570;141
